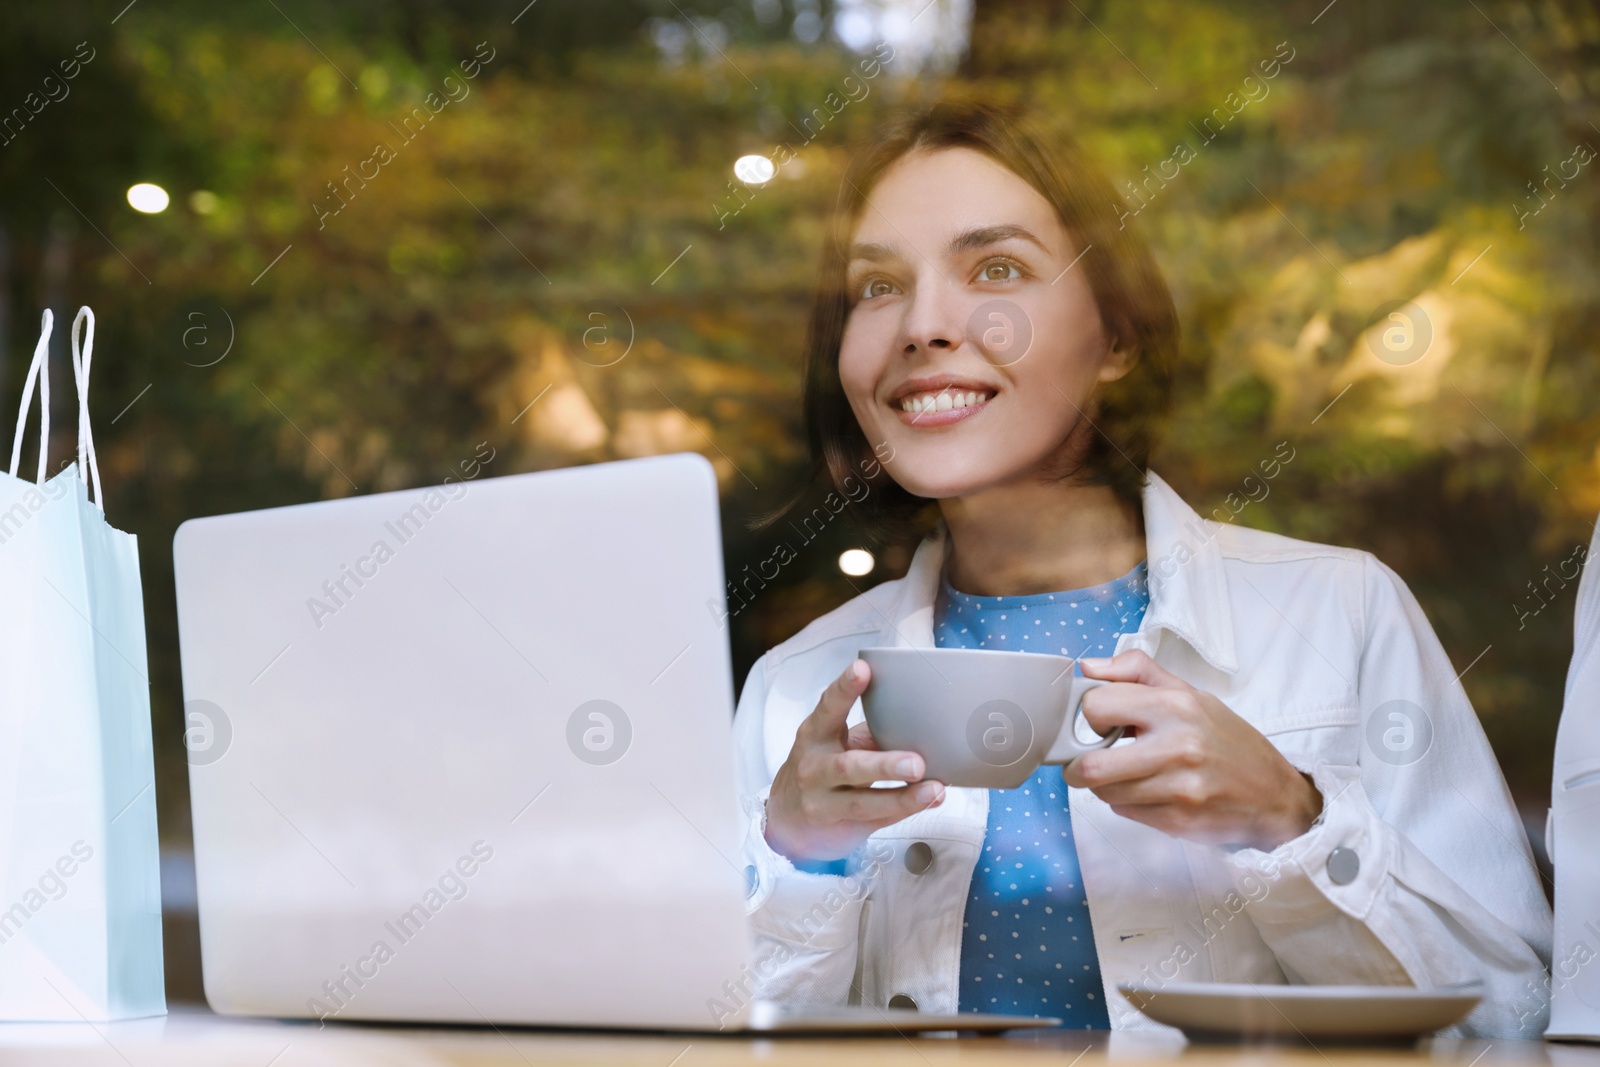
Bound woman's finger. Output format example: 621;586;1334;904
827;747;925;787
1063;734;1174;789
845;721;881;751
799;659;870;745
833;780;944;824
1090;755;1231;810
1090;778;1186;808
1079;649;1191;690
1077;679;1185;735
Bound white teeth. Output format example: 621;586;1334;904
898;389;993;414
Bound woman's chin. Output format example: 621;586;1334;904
884;471;996;503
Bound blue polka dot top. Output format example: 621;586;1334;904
934;558;1150;1028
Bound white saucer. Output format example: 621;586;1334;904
1118;980;1484;1041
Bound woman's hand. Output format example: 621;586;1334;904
1065;650;1323;851
764;659;946;864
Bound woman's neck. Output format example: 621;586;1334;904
939;479;1146;597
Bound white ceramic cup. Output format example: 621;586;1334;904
858;646;1123;789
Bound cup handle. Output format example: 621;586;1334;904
1042;678;1123;765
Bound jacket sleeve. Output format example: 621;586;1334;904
731;653;874;1008
1219;553;1553;1039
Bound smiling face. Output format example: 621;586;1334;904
838;146;1132;501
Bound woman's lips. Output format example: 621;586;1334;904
891;389;994;427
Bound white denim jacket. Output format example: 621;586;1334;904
731;471;1552;1038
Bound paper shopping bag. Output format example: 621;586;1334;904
0;308;165;1021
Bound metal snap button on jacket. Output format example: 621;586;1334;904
904;841;934;875
888;993;918;1010
1328;846;1360;885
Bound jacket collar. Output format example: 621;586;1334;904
880;470;1240;674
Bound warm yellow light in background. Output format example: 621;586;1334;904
838;548;875;576
126;183;170;214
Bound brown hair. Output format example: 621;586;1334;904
766;96;1180;546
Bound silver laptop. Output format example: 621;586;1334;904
173;452;1053;1033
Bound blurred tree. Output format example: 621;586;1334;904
1;0;1595;853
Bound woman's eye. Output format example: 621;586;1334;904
980;260;1021;282
858;278;899;301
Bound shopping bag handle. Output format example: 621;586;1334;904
7;306;105;510
7;309;51;487
71;307;103;510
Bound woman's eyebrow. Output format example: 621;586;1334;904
846;240;900;264
947;223;1051;256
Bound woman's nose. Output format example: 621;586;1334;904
896;273;966;355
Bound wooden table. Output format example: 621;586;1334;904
2;1008;1599;1067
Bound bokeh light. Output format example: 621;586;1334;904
734;154;775;186
126;183;170;214
838;549;875;577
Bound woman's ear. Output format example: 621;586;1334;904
1097;334;1139;384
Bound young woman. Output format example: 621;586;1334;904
730;100;1551;1037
